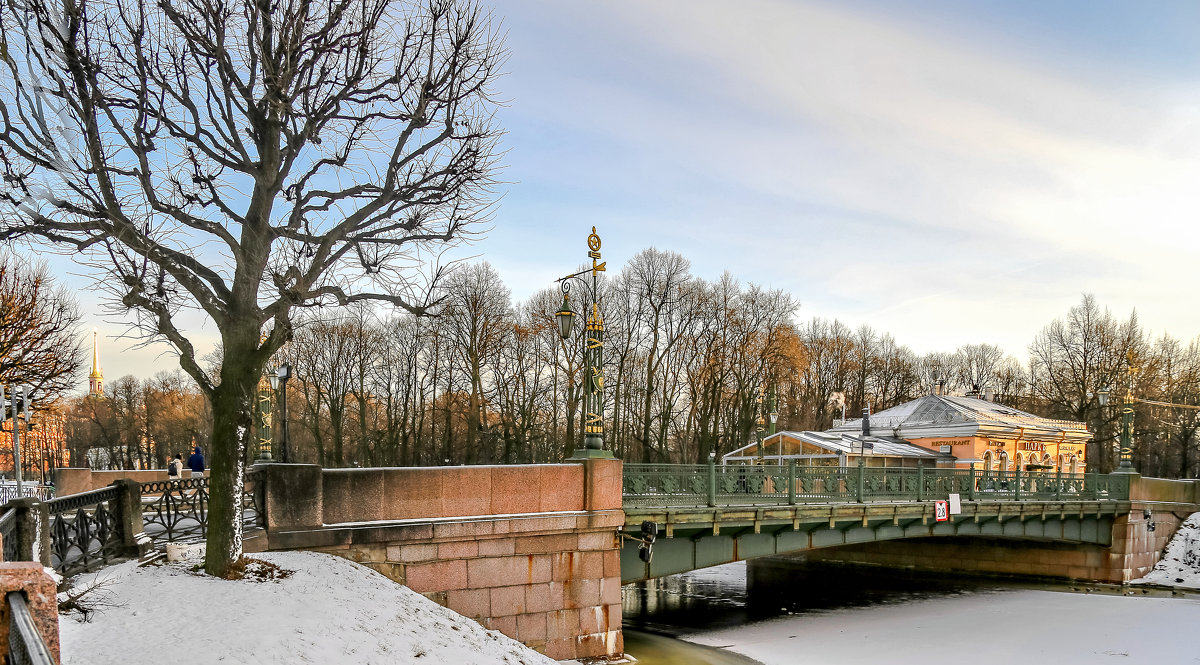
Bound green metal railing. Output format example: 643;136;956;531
622;462;1130;507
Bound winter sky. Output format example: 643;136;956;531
57;0;1200;384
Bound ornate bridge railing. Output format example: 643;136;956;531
140;478;209;543
47;486;126;577
622;463;1130;507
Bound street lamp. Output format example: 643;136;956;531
554;227;614;459
275;364;292;463
2;385;32;495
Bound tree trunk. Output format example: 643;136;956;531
204;332;258;578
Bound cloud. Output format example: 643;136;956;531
495;0;1200;354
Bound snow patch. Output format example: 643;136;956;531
1133;511;1200;588
59;551;563;665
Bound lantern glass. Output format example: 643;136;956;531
269;373;280;391
1098;385;1110;407
555;296;575;340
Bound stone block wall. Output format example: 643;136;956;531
294;511;624;660
256;459;624;661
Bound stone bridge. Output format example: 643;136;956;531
242;460;1199;662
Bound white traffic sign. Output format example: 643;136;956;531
934;500;949;522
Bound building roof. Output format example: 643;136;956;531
722;430;948;461
829;394;1089;440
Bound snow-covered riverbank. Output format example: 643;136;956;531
59;551;568;665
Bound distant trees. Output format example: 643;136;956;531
231;258;1196;478
64;371;209;470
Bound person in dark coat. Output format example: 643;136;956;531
187;446;206;474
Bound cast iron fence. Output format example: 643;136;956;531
47;486;126;577
140;478;208;543
138;476;263;546
5;591;55;665
622;463;1130;507
0;485;54;505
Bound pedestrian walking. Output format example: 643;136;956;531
188;446;206;475
167;454;183;479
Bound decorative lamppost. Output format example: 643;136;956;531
554;227;613;459
275;364;292;463
768;385;780;460
755;385;765;462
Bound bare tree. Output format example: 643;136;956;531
0;0;504;575
0;253;85;400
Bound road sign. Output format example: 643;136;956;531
934;500;949;522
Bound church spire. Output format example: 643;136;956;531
88;328;104;398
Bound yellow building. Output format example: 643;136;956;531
830;394;1090;473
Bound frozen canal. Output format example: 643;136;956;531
622;559;1200;665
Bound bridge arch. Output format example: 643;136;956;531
622;501;1124;583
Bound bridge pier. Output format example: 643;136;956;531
251;459;625;662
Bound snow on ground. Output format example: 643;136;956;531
1134;511;1200;588
687;589;1200;665
59;551;565;665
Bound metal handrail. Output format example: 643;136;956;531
0;509;17;562
622;463;1129;507
5;591;55;665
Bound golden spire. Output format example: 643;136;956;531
88;328;104;397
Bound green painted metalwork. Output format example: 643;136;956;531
621;463;1130;507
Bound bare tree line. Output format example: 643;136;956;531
244;255;1198;477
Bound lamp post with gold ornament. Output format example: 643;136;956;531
554;227;614;459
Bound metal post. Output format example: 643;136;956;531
968;463;976;502
917;464;924;501
707;459;716;508
1014;467;1022;501
787;460;796;505
13;385;24;496
1055;467;1062;501
279;370;290;463
856;455;865;503
1116;389;1135;472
